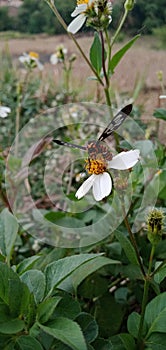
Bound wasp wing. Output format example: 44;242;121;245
53;139;86;151
98;104;132;142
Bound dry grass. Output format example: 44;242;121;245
0;33;166;139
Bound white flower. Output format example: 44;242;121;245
0;106;11;118
68;0;94;34
76;149;140;201
19;51;43;70
68;0;112;34
50;45;68;65
159;95;166;99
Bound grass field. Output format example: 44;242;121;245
0;33;165;114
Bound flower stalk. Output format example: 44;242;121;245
137;245;155;349
121;202;146;278
45;0;104;86
137;209;164;348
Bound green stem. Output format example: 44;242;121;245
63;61;70;93
137;245;155;349
45;0;104;86
122;203;146;278
104;29;111;76
14;83;22;157
100;31;109;88
111;8;128;48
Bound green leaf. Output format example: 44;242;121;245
53;295;81;320
45;212;85;228
39;317;87;350
76;313;98;344
0;262;31;317
115;287;128;304
109;35;140;74
16;335;43;350
93;338;113;350
45;253;102;296
114;231;139;266
153;108;166;121
95;293;125;337
110;333;136;350
72;256;120;292
37;296;62;324
127;312;141;338
145;333;166;350
154;262;166;284
78;273;108;299
20;270;46;304
145;292;166;337
0;208;18;261
17;256;41;275
0;319;25;334
90;32;102;75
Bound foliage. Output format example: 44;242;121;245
153;25;166;48
17;0;75;34
0;0;166;35
0;7;16;31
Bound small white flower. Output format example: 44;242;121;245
68;0;94;34
76;149;140;201
50;45;68;65
159;95;166;99
19;51;43;70
0;106;11;118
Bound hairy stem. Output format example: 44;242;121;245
45;0;104;86
122;203;146;278
111;8;128;48
137;245;155;349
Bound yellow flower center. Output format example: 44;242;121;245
85;158;107;175
29;51;39;59
77;0;89;4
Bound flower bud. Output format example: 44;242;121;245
147;209;164;245
69;54;77;63
157;70;163;82
124;0;135;11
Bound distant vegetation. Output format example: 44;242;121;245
0;0;166;35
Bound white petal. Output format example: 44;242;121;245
75;174;96;199
108;150;140;170
92;172;112;201
0;112;7;118
0;106;11;118
0;106;11;113
71;4;87;17
37;60;43;70
67;14;86;34
50;54;58;65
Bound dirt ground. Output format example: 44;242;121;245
0;34;166;139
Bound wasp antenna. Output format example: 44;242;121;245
53;139;64;145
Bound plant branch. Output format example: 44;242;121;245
137;245;155;349
45;0;104;86
122;203;146;278
111;8;128;48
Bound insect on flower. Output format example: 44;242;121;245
53;104;140;201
